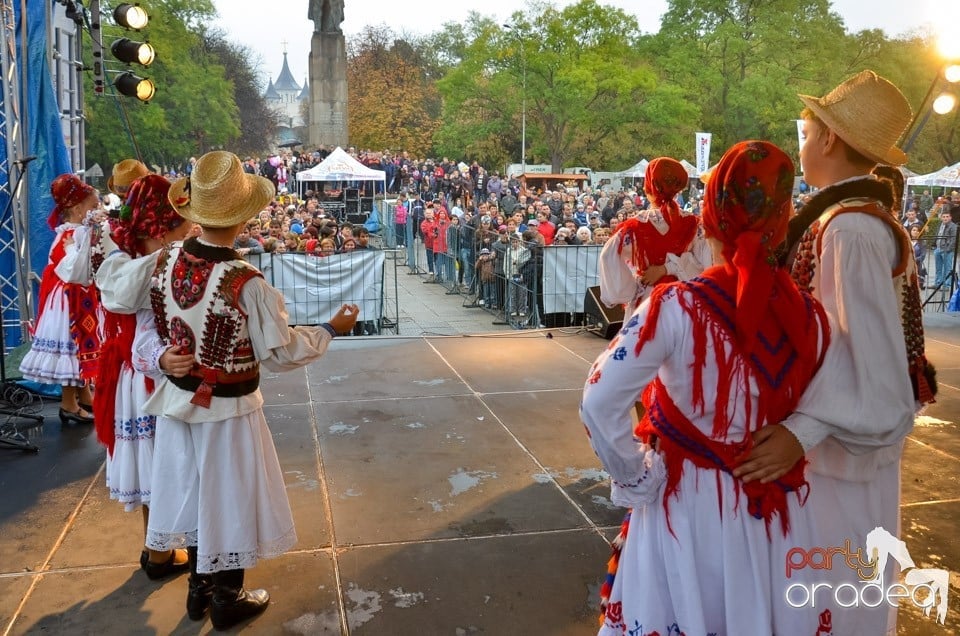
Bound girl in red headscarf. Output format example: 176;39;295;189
95;174;195;580
20;174;101;424
598;157;712;317
581;142;831;636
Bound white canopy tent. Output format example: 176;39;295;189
618;159;649;178
906;162;960;189
679;159;699;178
296;146;386;196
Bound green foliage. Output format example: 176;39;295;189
85;0;240;171
434;0;657;171
201;29;279;157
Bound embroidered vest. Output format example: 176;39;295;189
150;239;262;407
790;200;935;404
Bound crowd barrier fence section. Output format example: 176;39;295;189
916;233;959;310
248;250;400;335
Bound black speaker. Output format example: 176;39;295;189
583;285;624;339
360;197;374;213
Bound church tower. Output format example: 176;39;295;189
263;45;306;141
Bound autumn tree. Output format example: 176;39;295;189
346;25;440;156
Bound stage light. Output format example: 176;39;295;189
932;93;957;115
946;65;960;84
113;3;148;30
110;38;155;66
114;71;155;101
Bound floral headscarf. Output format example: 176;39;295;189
701;140;805;353
113;174;185;257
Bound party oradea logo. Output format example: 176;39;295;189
785;526;949;626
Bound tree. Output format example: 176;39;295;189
434;0;680;173
200;30;279;157
651;0;849;159
346;25;440;156
84;0;240;171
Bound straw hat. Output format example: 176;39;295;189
168;151;275;228
107;159;150;194
798;70;913;166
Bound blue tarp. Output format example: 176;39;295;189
0;2;72;347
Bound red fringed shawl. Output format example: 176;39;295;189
633;271;829;537
614;212;699;285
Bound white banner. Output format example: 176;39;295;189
695;132;712;176
249;250;385;326
797;119;807;152
542;245;602;314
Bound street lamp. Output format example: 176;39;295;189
503;24;526;175
901;39;960;153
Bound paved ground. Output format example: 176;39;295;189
0;269;958;635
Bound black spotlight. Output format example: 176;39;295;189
114;71;155;101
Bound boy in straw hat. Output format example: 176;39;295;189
108;158;151;198
736;70;936;635
96;151;358;630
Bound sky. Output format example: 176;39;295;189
209;0;955;88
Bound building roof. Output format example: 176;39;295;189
274;52;301;92
298;77;310;101
264;77;280;100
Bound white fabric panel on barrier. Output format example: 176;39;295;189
249;251;385;326
542;245;602;314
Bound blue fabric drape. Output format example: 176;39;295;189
0;1;72;346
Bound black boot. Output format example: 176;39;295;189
186;547;213;621
210;568;269;631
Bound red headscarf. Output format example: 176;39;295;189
644;157;688;221
701;140;806;355
615;157;698;277
112;174;185;257
48;173;96;229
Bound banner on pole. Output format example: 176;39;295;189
695;132;712;176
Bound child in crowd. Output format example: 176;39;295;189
476;247;496;307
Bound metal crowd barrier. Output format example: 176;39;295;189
248;249;400;335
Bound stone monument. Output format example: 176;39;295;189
308;0;349;149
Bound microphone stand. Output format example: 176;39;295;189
0;157;44;453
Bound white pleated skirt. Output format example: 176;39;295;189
598;461;821;636
145;409;297;574
19;281;84;386
104;363;155;512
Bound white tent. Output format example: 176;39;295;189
618;159;648;178
906;162;960;188
296;146;386;194
679;159;699;178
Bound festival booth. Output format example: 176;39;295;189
906;162;960;190
520;172;589;195
296;146;387;221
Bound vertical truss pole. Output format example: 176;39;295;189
0;0;34;348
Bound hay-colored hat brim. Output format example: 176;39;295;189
168;173;275;228
798;93;908;166
108;160;151;195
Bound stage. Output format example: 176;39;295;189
1;327;958;634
